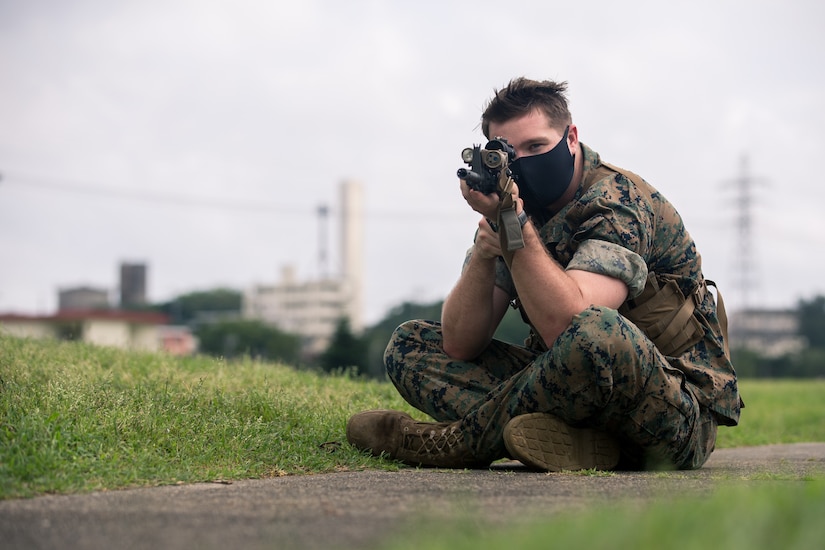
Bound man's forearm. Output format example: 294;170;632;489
508;221;583;345
441;251;501;360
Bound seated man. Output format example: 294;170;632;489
347;77;741;471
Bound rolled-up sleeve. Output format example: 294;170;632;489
566;239;648;298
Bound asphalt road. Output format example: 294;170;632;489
2;443;824;550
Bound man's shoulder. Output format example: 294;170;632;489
579;145;664;208
581;144;645;189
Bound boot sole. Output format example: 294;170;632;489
503;413;620;472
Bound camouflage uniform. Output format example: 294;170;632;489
385;144;741;470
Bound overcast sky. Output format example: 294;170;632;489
1;0;823;324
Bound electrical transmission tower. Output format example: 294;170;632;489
729;155;765;311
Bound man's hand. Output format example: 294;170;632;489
473;217;502;260
460;178;501;220
460;176;523;217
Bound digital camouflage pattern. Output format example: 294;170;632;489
385;144;740;470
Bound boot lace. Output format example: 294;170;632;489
403;423;464;458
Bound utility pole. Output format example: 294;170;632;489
317;204;329;279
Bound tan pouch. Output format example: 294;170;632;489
618;273;704;356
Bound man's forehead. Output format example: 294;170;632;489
489;110;558;139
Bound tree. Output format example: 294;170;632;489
798;295;825;349
319;317;368;374
361;300;443;379
195;319;300;364
155;288;242;325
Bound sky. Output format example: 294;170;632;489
1;0;824;325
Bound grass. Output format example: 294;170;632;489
2;334;824;549
0;334;420;498
2;334;824;499
382;480;825;550
716;378;825;448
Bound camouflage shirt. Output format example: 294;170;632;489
466;143;741;425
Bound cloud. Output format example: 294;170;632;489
1;0;824;321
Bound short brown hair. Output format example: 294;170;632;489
481;78;572;138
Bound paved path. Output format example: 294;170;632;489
2;443;824;550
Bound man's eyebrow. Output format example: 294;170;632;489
521;137;550;147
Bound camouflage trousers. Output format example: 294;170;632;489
384;306;717;470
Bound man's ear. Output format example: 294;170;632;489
567;124;579;153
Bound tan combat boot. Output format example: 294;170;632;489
503;413;620;471
346;409;490;469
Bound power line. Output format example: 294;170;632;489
2;172;318;215
2;171;310;214
0;171;471;221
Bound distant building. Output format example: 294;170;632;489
58;286;110;310
120;262;147;308
244;268;359;357
728;308;807;357
0;310;169;352
243;181;364;358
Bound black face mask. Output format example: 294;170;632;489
510;126;575;215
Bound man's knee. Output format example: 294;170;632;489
553;306;646;382
536;305;661;424
387;319;441;348
572;305;637;344
383;319;442;379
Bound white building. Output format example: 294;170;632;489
243;181;364;358
728;308;807;357
0;310;168;352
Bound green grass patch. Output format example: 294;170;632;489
383;480;825;550
1;335;824;499
0;335;418;498
716;378;825;448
